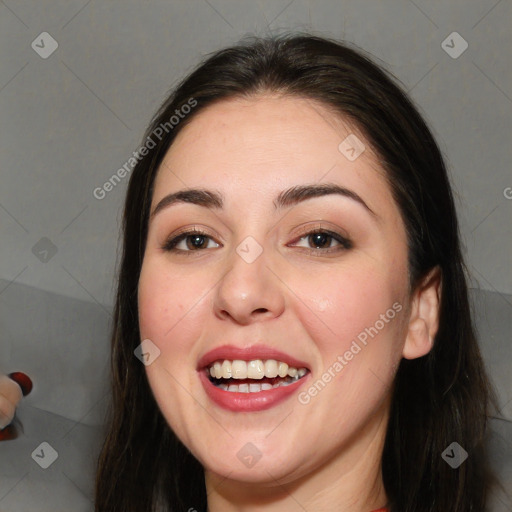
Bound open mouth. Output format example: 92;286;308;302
205;359;309;393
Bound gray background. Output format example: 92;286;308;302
0;1;511;510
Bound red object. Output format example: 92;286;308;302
199;368;310;412
8;372;33;396
0;372;32;441
0;425;17;441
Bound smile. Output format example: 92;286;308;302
198;345;311;411
207;359;309;393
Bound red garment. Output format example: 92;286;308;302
371;509;389;512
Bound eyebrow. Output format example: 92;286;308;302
150;182;377;219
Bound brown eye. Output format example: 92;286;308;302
291;229;352;254
163;230;220;252
308;232;335;249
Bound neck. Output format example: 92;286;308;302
205;398;390;512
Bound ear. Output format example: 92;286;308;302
402;266;442;360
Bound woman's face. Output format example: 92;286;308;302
138;95;411;484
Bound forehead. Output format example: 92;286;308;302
152;95;391;213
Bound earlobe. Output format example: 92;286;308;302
403;317;432;359
402;267;442;360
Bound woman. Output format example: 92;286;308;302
95;35;497;511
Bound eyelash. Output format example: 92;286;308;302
162;226;352;256
162;229;217;254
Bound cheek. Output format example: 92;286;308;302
138;257;206;344
289;264;405;435
289;261;405;366
137;258;208;444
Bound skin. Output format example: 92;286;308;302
138;95;441;512
0;375;22;430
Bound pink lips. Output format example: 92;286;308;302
197;344;311;412
197;343;310;370
199;369;310;412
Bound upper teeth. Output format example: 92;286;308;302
208;359;308;380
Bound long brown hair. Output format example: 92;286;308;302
95;34;498;511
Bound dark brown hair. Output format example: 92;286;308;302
95;34;498;511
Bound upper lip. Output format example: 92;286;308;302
197;343;311;370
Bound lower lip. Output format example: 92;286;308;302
199;370;310;412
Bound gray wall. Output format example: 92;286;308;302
1;1;511;510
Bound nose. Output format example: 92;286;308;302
213;240;285;325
